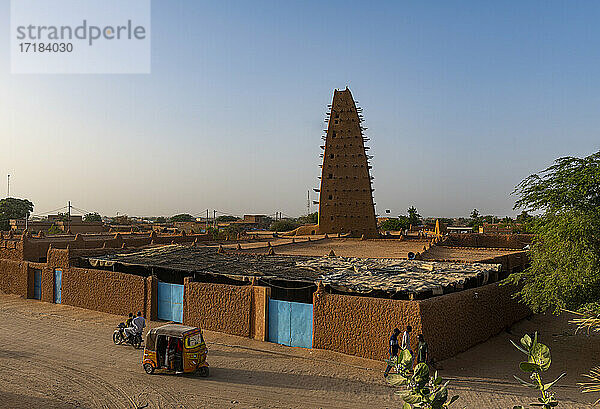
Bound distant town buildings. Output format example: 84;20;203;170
10;214;105;234
479;223;519;234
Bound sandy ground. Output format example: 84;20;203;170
235;238;431;259
219;238;522;261
0;294;598;408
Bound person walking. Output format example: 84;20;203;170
416;334;428;364
402;325;413;366
384;328;401;377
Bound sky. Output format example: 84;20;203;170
1;1;599;219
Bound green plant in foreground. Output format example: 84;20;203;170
386;350;459;409
568;306;600;404
385;349;414;379
579;366;600;405
511;332;566;409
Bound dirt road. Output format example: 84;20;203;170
0;294;597;408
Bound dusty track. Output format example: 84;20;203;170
0;294;597;408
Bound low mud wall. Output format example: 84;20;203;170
184;280;253;337
313;291;422;361
313;282;530;362
0;239;23;261
0;259;27;296
419;282;530;361
250;286;270;341
480;252;529;274
444;233;533;249
60;267;148;316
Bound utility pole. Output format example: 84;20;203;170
7;174;10;197
307;190;310;216
68;201;72;233
213;210;216;229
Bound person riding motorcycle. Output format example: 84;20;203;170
125;312;134;327
124;311;146;343
117;312;134;339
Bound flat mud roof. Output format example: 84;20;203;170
86;245;502;298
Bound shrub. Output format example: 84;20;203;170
511;332;565;409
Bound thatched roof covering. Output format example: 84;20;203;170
296;257;501;295
86;245;501;297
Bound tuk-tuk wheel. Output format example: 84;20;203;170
144;363;155;375
197;366;209;377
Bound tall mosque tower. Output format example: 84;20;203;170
315;88;378;238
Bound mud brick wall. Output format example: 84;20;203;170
0;239;23;261
444;233;533;249
184;280;253;337
146;275;157;320
40;267;55;303
313;291;422;361
60;267;147;316
480;252;529;274
0;259;28;296
250;286;270;341
48;248;70;269
418;283;530;361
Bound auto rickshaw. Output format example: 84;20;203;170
142;324;209;376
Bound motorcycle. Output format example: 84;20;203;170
113;322;143;349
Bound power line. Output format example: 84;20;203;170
30;205;68;217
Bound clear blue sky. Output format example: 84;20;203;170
1;1;599;219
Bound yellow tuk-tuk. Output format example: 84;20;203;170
142;324;209;376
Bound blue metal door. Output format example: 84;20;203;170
268;299;291;345
157;281;184;323
290;302;313;348
54;269;62;304
33;270;41;300
268;300;313;348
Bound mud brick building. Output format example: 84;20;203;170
315;88;378;238
0;230;532;362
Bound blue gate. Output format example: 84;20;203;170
54;269;62;304
268;300;313;348
157;281;184;323
33;270;42;300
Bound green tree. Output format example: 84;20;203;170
0;198;34;230
298;212;318;225
516;210;533;224
407;206;422;226
506;151;600;313
380;217;410;231
83;212;102;222
224;223;245;235
270;219;300;232
470;208;480;219
155;216;167;223
216;215;239;222
170;213;195;222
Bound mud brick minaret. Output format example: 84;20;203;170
316;88;378;238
